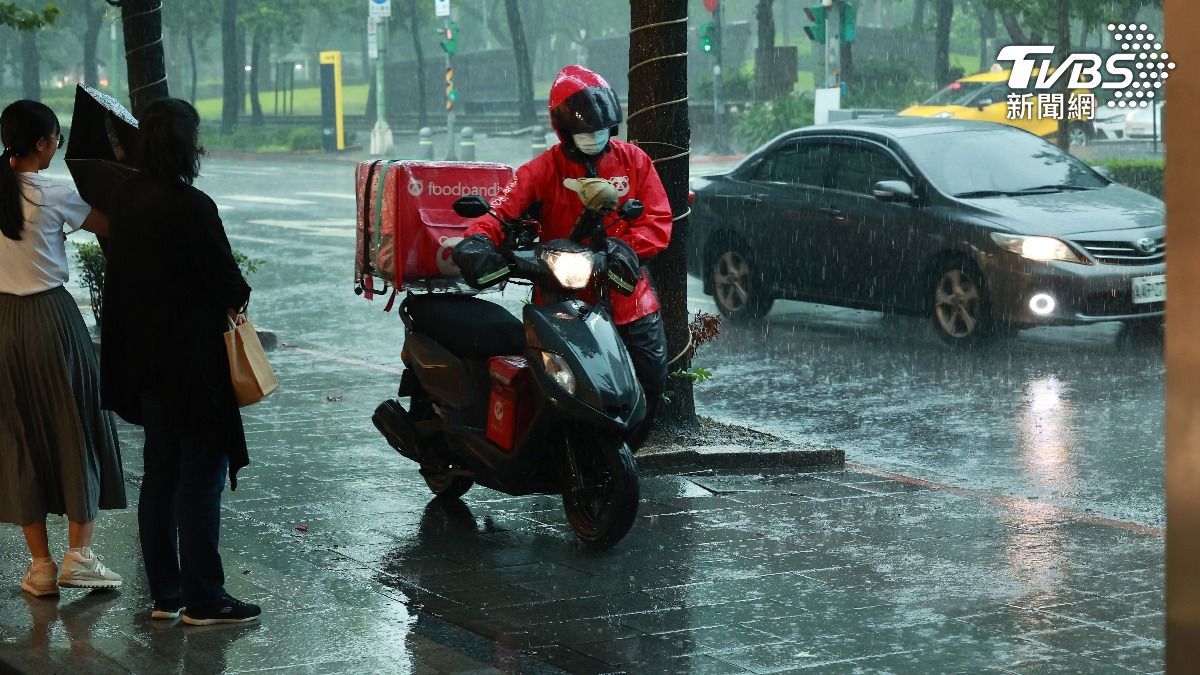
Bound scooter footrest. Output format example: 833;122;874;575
372;399;424;462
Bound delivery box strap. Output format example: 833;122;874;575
373;160;399;254
359;159;382;277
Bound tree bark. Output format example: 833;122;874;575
21;29;39;100
249;24;264;125
755;0;775;101
187;29;198;104
934;0;955;86
629;0;695;430
409;0;428;128
913;0;927;28
504;0;535;127
119;0;169;117
999;11;1028;44
977;1;996;70
82;3;104;87
221;0;239;133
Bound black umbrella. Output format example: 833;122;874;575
65;84;140;217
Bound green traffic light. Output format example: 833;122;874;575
700;22;717;56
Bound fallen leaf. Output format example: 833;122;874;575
296;524;309;533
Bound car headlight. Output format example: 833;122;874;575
990;233;1087;264
539;351;577;395
540;249;594;289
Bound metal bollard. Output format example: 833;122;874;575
531;125;546;159
418;127;434;160
459;126;476;162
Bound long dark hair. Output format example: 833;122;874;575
1;100;59;241
140;98;205;185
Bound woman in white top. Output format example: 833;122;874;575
0;100;125;597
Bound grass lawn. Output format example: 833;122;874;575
192;83;371;119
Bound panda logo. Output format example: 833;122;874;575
436;236;464;275
606;176;630;197
408;178;424;197
493;400;505;421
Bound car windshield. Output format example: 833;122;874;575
903;129;1108;196
921;80;994;106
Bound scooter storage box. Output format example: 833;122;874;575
486;356;533;451
355;160;515;291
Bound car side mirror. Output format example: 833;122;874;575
872;180;915;204
453;195;491;218
619;199;644;221
1091;165;1114;180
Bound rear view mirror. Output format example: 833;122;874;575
619;199;644;221
453;195;491;218
1092;165;1114;181
873;180;915;204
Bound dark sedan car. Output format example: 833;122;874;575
687;118;1165;344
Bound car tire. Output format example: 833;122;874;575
1068;123;1090;148
930;261;997;346
709;245;773;322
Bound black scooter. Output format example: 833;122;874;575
373;190;647;548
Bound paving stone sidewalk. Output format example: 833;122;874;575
0;340;1164;674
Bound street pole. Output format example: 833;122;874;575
445;30;457;160
712;3;730;154
370;16;394;155
825;0;841;89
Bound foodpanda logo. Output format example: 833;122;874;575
493;400;505;422
436;235;464;276
606;176;630;197
408;178;424;196
422;182;503;197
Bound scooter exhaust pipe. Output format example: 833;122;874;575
373;400;424;463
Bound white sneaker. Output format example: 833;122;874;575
21;559;59;597
58;548;122;589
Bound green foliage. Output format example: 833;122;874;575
0;2;59;31
74;243;265;325
979;0;1159;39
671;367;713;384
1092;159;1164;198
695;61;755;102
201;125;327;153
733;92;815;150
845;57;934;110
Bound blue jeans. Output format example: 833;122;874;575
137;395;229;607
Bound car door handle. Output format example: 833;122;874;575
741;193;767;203
818;207;845;219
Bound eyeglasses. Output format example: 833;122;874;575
55;134;65;149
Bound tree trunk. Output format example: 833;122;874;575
21;30;39;100
628;0;695;430
188;29;198;104
1056;0;1070;151
755;0;775;50
238;27;247;116
934;0;955;86
754;0;775;101
999;11;1028;44
221;0;239;133
977;2;996;70
504;0;535;127
249;24;264;125
119;0;169;117
409;0;428;128
82;4;104;87
913;0;927;28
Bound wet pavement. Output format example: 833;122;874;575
0;152;1164;673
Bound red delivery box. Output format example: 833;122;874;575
355;160;515;291
486;356;533;451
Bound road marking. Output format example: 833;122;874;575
227;234;283;245
281;343;405;375
222;195;318;206
845;461;1163;537
214;204;237;211
297;191;356;201
248;218;355;238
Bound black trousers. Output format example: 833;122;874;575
618;310;668;451
137;394;229;608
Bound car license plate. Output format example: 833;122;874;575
1132;275;1166;304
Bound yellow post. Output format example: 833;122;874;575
319;50;345;151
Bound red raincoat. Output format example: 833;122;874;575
465;139;673;325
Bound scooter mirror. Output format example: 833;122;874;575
619;199;644;221
453;195;491;218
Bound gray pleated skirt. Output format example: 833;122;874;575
0;285;126;524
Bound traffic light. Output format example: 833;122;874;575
803;6;827;43
445;66;456;111
700;22;717;55
840;3;857;44
440;21;458;56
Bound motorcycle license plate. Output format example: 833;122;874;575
1132;275;1166;304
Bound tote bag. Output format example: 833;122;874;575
224;318;278;407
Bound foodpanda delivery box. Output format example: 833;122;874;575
354;160;515;294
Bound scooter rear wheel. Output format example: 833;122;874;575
562;438;639;549
421;465;474;499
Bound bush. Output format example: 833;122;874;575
844;57;933;111
286;127;324;152
695;61;755;102
732;92;815;150
200;124;325;153
1093;159;1164;198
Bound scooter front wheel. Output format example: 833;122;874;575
421;464;474;499
561;437;640;549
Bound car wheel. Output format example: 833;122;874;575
1068;123;1090;147
931;263;995;345
710;246;773;322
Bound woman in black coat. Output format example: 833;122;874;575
101;98;260;625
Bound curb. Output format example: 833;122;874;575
636;444;845;474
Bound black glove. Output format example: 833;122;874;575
453;234;510;290
605;238;642;296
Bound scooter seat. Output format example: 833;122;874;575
404;294;524;360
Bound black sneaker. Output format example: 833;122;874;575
180;595;261;626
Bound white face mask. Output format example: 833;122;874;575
572;129;610;156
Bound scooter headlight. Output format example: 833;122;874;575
540;249;594;290
539;351;577;396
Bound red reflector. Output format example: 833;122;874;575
948;82;962;90
688;190;696;205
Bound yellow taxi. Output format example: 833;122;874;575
899;67;1094;146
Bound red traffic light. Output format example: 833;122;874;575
704;0;718;12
